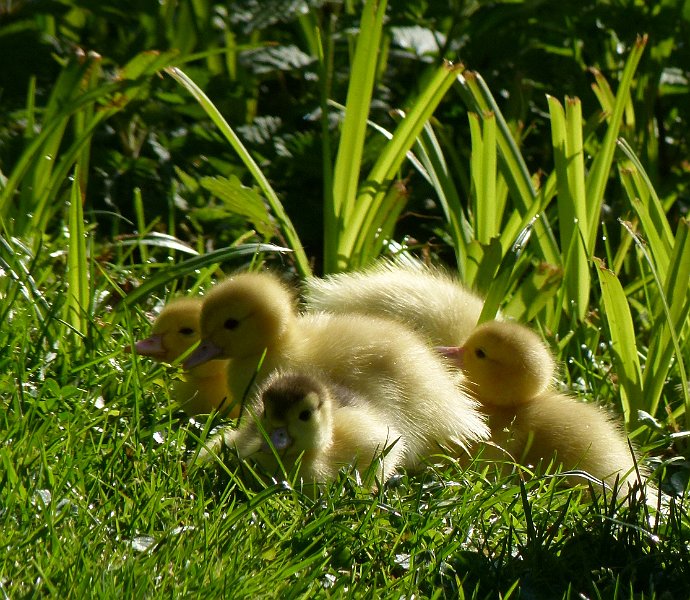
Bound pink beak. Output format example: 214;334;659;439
126;334;166;357
183;340;224;370
435;345;465;368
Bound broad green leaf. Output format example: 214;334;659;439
594;257;644;426
199;175;275;238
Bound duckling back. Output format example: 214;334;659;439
489;392;637;493
304;263;485;347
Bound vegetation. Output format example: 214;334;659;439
1;0;689;596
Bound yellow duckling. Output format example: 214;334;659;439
196;370;406;486
183;271;488;468
458;320;643;496
304;262;486;347
129;297;234;417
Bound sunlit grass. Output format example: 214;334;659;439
1;226;688;597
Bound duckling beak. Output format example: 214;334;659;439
127;335;166;357
435;345;465;368
183;340;224;370
269;427;292;451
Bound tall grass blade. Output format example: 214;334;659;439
65;166;89;340
344;61;461;270
458;71;560;265
120;243;292;308
479;221;534;322
413;122;472;276
165;67;311;278
585;35;647;251
469;111;498;244
327;0;388;273
594;257;644;426
548;95;589;319
616;137;674;279
638;218;690;419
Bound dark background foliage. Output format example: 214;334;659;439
2;0;688;270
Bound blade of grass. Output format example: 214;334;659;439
585;35;647;252
65;166;89;341
458;71;561;266
637;218;690;419
327;0;388;273
548;95;589;319
594;256;644;427
413;121;473;278
119;243;292;308
616;137;674;277
469;111;498;244
165;66;311;278
344;61;462;269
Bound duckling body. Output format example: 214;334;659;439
198;370;405;486
459;320;642;495
304;263;486;347
184;272;488;467
130;297;234;417
485;394;639;493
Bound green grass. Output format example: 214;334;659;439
0;227;688;598
2;1;690;596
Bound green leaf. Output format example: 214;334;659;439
458;70;561;266
165;66;311;278
594;257;644;426
327;0;388;272
65;166;89;340
469;111;498;244
199;175;275;238
343;61;461;270
548;95;589;320
585;35;647;251
640;218;690;419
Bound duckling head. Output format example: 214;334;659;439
129;297;202;364
459;320;555;406
258;371;333;455
183;272;295;369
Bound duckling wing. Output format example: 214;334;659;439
515;394;640;490
305;264;485;346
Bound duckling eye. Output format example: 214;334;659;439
179;327;195;336
475;348;486;359
224;318;240;330
298;409;311;422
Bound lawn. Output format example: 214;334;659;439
1;0;689;597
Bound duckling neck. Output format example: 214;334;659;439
187;359;226;379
